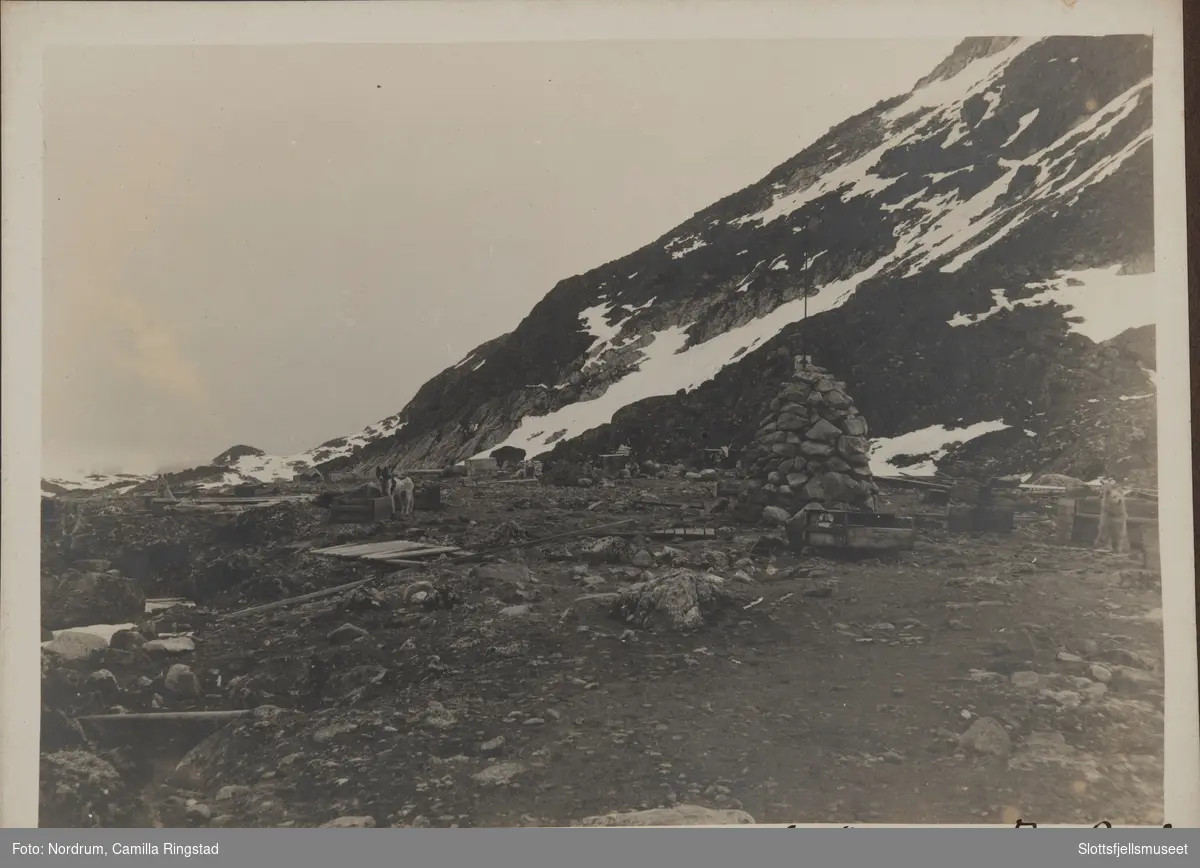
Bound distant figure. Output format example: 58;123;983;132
491;445;527;469
1094;481;1132;554
157;475;176;501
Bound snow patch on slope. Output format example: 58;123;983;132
939;79;1152;272
473;261;894;461
667;235;709;259
1002;109;1040;147
870;420;1011;476
947;267;1156;342
44;473;150;492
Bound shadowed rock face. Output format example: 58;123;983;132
42;570;146;632
306;35;1154;484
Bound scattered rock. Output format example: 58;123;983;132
1089;664;1113;683
84;669;121;697
1109;665;1159;694
576;805;756;826
321;816;377;828
143;636;197;657
631;550;654;568
1038;689;1083;708
185;803;213;825
109;629;144;650
480;736;506;756
165;664;201;698
43;631;108;663
958;717;1011;756
423;702;458;730
761;506;790;526
215;785;251;804
1010;671;1041;689
473;762;527;786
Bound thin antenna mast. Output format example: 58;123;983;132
799;254;810;365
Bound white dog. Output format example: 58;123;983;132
381;465;416;517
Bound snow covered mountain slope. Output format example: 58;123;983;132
316;35;1156;484
57;35;1152;494
41;473;150;496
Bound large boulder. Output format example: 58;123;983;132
42;631;109;663
173;706;300;790
42;571;145;631
40;750;141;827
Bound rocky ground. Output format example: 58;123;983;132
39;474;1165;829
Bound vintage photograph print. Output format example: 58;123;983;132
13;5;1191;830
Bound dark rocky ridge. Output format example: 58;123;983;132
211;445;267;467
313;36;1154;485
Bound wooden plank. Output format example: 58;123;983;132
313;539;447;558
1055;498;1076;544
221;577;375;620
377;551;474;566
356;545;461;561
78;710;250;724
874;476;950;492
151;495;308;505
311;542;385;557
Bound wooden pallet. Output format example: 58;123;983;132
329;496;394;523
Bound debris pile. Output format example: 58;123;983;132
612;568;742;632
738;356;877;520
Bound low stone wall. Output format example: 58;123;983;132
737;357;877;520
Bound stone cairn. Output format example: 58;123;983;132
737;356;877;522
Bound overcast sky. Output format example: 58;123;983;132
42;38;958;479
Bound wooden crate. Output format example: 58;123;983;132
414;484;442;510
949;481;982;504
787;509;915;553
598;454;627;476
1056;497;1159;547
948;504;1015;534
329;496;394;523
716;480;745;499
